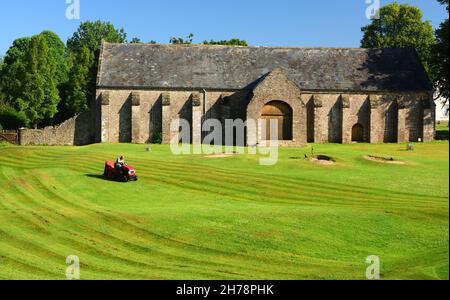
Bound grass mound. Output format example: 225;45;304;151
364;155;405;165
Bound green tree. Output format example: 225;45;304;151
67;20;127;52
59;47;95;119
203;39;248;46
2;37;31;66
60;21;127;120
130;37;142;44
40;30;69;87
361;2;435;79
170;33;194;45
0;103;29;129
0;37;32;104
1;32;68;108
0;56;4;103
433;0;449;101
14;35;60;128
55;21;127;122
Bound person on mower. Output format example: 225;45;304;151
115;156;126;173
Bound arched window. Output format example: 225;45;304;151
352;123;364;143
261;101;293;141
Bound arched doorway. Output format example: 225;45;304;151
261;101;293;140
352;124;364;142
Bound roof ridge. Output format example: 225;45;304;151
103;41;379;51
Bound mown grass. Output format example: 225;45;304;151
0;142;448;280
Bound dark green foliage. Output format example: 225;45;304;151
16;35;60;128
61;21;128;119
433;0;449;102
361;2;435;80
0;32;68;127
130;37;142;44
170;33;194;45
438;0;449;11
0;104;29;129
151;132;163;144
0;56;4;103
58;47;96;120
2;37;31;66
436;123;449;140
0;37;32;104
40;31;69;87
203;39;248;46
434;20;449;100
67;20;127;52
170;34;248;46
0;21;130;127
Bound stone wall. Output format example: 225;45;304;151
247;69;307;146
19;112;94;146
14;85;433;147
96;86;434;146
96;88;255;146
96;89;205;144
302;91;433;144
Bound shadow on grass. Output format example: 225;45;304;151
86;174;131;184
436;123;449;141
436;130;449;141
86;174;108;181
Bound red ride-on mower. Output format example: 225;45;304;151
103;161;138;182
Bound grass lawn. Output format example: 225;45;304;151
0;142;448;280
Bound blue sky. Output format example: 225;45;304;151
0;0;447;55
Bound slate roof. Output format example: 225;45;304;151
97;42;432;92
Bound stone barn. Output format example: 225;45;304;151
94;42;435;146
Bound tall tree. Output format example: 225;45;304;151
0;37;32;104
40;31;69;87
433;0;449;102
0;56;4;103
203;39;248;46
15;35;60;128
1;32;68;106
361;2;435;79
61;21;127;119
67;20;127;53
59;46;95;120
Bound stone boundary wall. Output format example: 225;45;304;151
0;130;19;144
19;112;94;146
